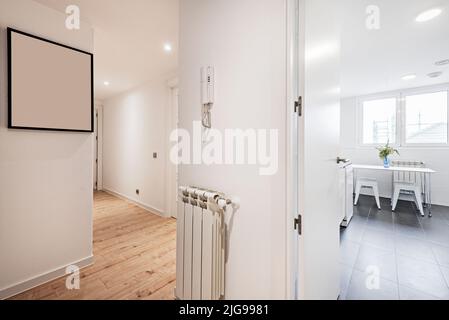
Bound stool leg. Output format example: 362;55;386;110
392;186;400;211
414;187;425;217
354;182;362;205
373;185;381;210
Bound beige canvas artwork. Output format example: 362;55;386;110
9;29;93;132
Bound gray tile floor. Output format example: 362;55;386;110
340;195;449;300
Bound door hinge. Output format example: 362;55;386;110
294;214;302;235
294;96;302;117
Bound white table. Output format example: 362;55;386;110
352;164;437;217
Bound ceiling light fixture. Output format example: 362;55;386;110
401;74;417;81
428;71;443;78
104;81;110;86
164;43;173;53
416;8;442;22
435;59;449;66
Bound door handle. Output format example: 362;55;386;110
337;157;349;164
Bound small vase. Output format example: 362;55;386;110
383;157;390;168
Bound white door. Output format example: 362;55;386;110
295;0;342;300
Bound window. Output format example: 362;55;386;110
362;98;397;145
359;86;449;147
404;91;448;144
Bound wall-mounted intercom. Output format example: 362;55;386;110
201;66;214;129
201;66;214;105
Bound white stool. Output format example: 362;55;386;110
391;160;426;217
392;182;424;216
354;178;381;209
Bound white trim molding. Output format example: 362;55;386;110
0;256;93;300
103;188;165;217
95;103;104;191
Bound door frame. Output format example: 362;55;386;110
166;78;179;218
285;0;304;300
94;101;104;191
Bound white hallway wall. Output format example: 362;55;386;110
102;76;173;216
179;0;287;299
341;97;449;206
0;0;94;297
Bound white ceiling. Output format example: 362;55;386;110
33;0;448;99
341;0;449;97
35;0;179;100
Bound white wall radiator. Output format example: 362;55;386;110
175;186;236;300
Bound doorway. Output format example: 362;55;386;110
338;0;449;300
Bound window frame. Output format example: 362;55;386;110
357;83;449;149
400;85;449;148
356;92;401;148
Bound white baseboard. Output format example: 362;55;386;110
102;188;165;217
0;256;93;300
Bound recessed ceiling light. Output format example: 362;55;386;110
401;74;417;81
435;59;449;66
416;8;442;22
164;43;173;53
428;71;443;78
104;81;110;86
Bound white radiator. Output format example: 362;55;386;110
175;186;235;300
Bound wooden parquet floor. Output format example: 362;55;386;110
10;191;177;300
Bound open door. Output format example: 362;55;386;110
292;0;342;300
